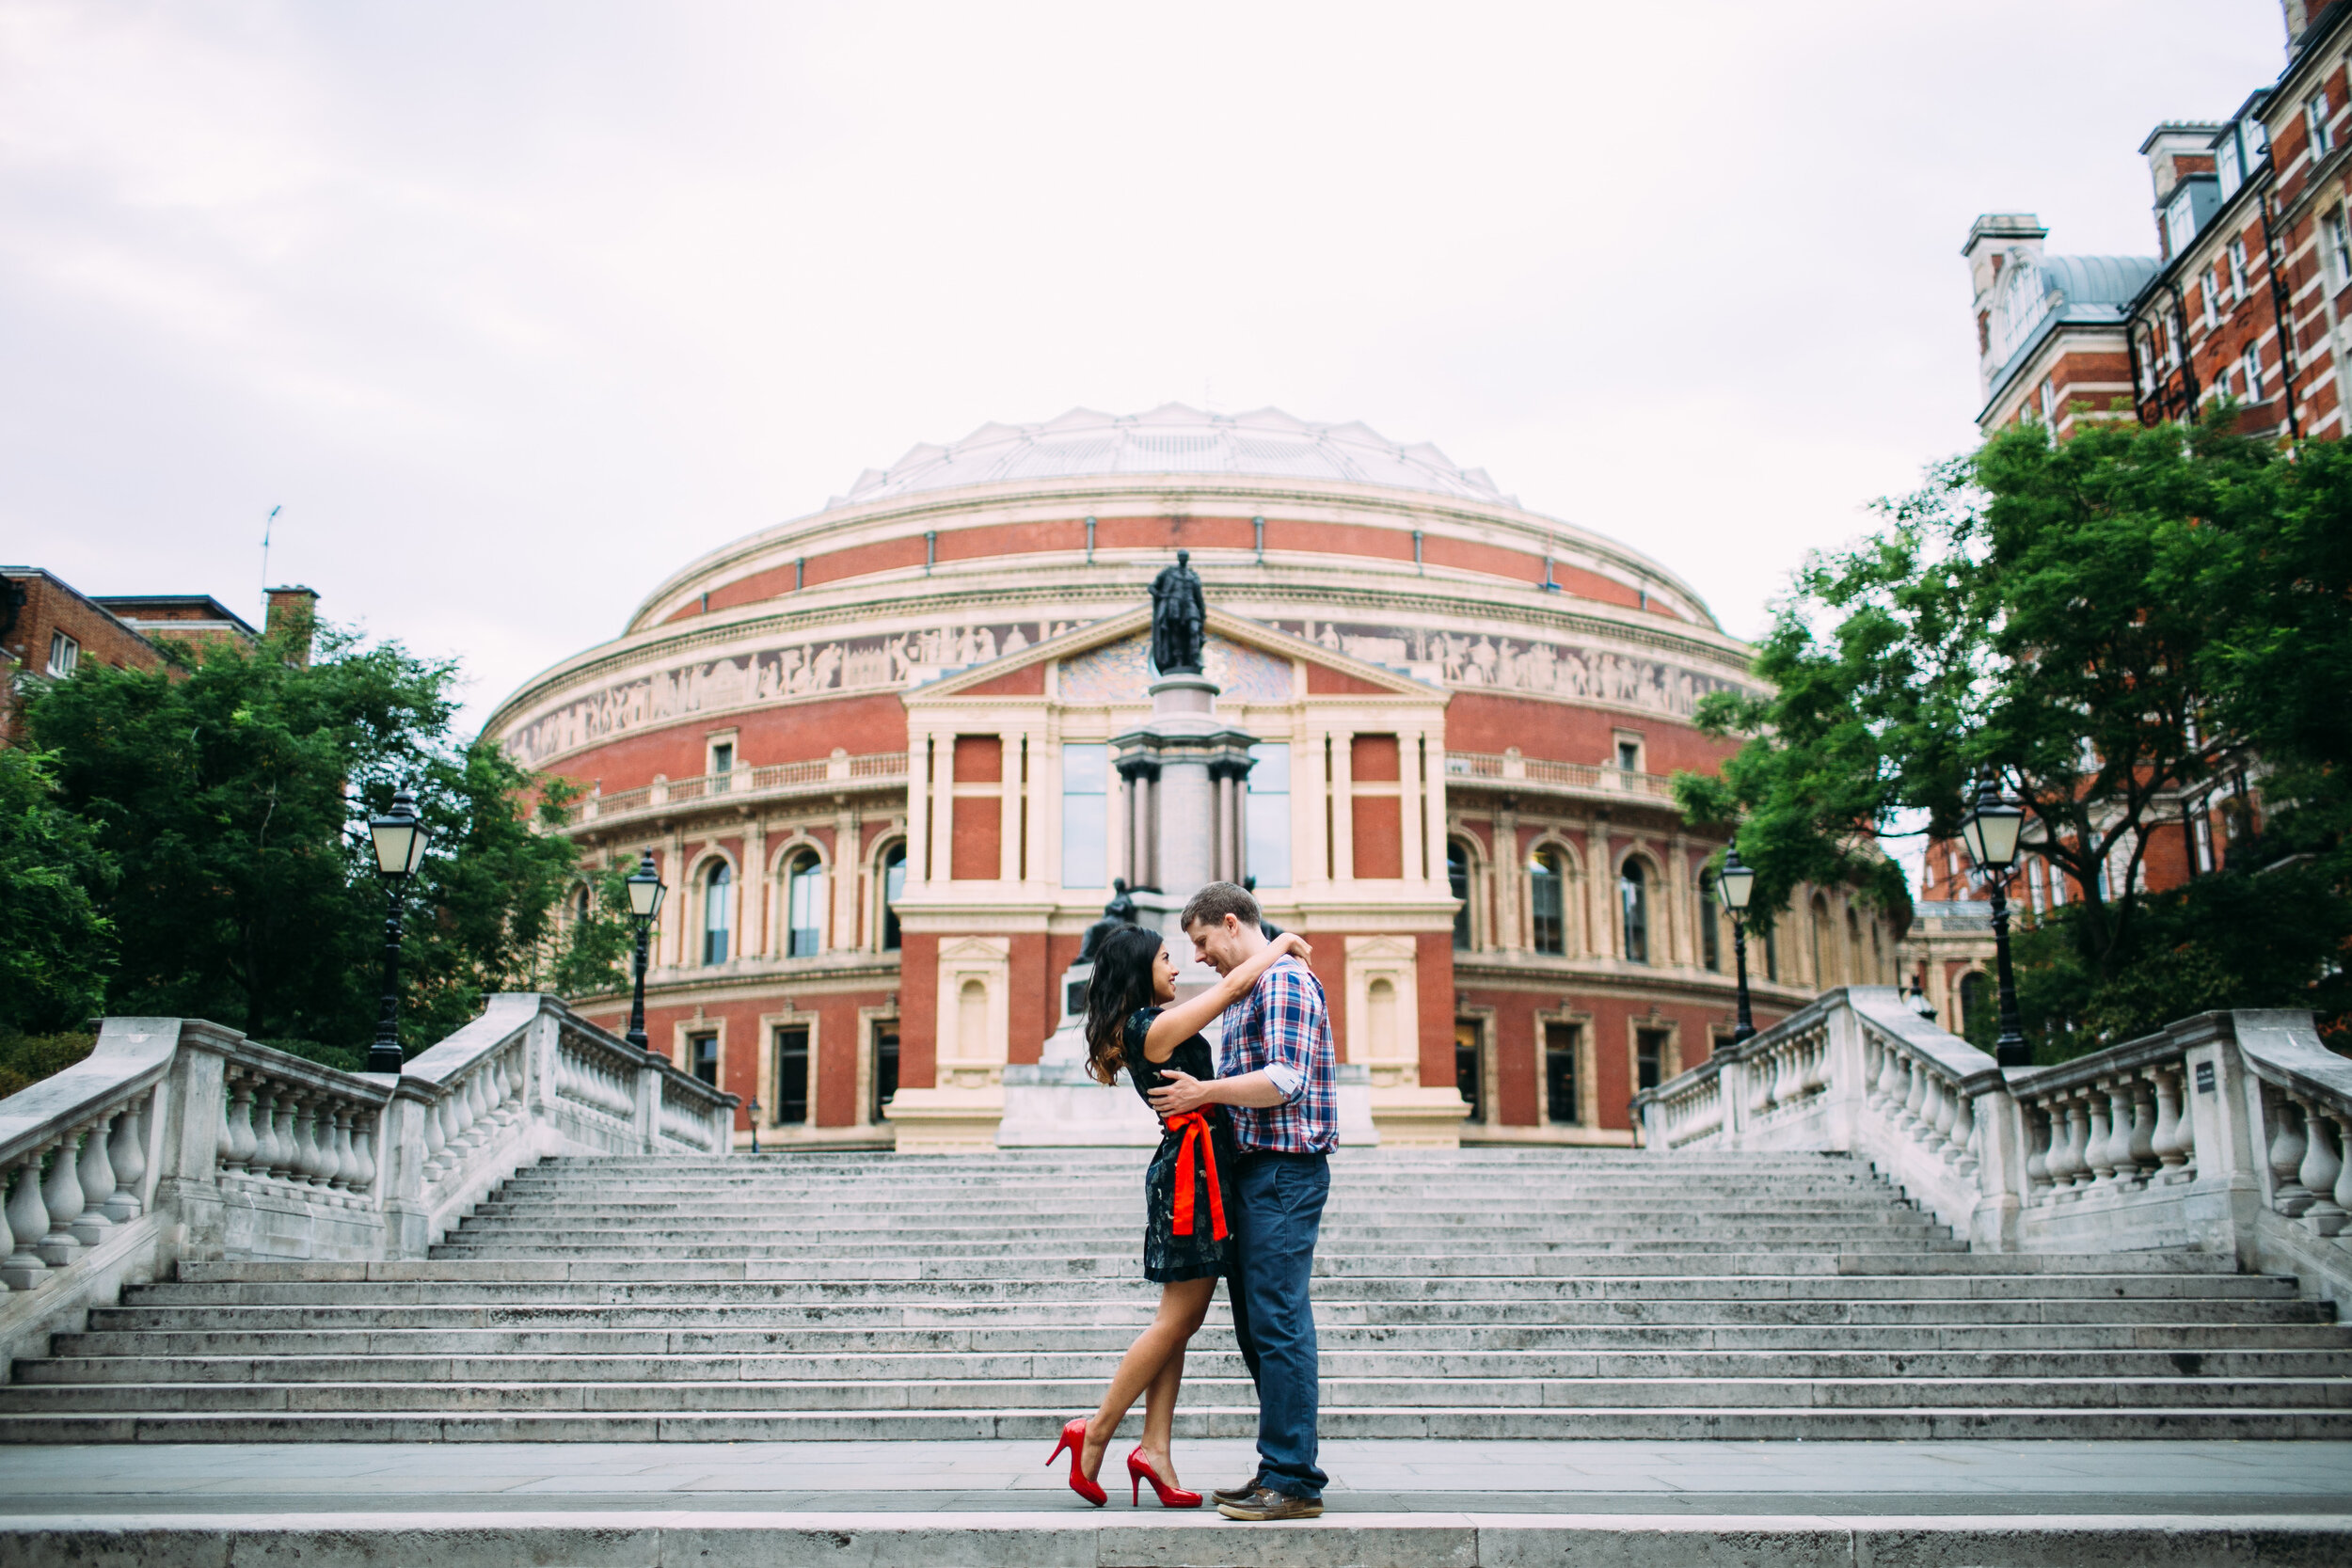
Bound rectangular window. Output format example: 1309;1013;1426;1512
1636;1028;1670;1093
871;1022;900;1121
1245;742;1292;888
2310;92;2333;157
689;1032;720;1086
2328;210;2352;289
2243;346;2265;397
2165;190;2197;257
787;858;824;957
2039;379;2057;422
1059;743;1107;889
709;740;734;794
2219;129;2244;196
1700;882;1722;972
2202;269;2221;329
1615;739;1642;771
1454;1022;1482;1123
1544;1022;1581;1125
2229;238;2249;298
45;630;78;677
771;1026;809;1125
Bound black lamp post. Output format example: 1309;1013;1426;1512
1715;836;1757;1044
746;1098;761;1156
1959;776;2031;1069
365;787;430;1073
624;851;666;1052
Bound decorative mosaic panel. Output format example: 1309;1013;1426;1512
1270;618;1747;719
1057;633;1294;705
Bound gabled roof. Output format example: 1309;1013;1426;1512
908;607;1444;704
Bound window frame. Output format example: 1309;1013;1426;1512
699;857;735;965
1528;843;1569;957
45;630;78;678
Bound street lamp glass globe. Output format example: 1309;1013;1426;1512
626;853;666;919
368;789;428;878
1960;780;2025;872
1715;847;1756;913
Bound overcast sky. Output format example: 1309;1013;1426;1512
0;0;2294;733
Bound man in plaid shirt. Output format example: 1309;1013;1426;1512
1148;880;1335;1521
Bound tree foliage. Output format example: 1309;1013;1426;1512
24;624;608;1057
1676;411;2352;1051
0;746;116;1036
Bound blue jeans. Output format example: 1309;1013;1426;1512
1229;1150;1329;1499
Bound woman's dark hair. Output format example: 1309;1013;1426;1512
1082;925;1165;1086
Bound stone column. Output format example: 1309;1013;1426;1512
1329;729;1356;881
1399;731;1425;883
905;733;932;888
1423;734;1449;890
663;828;687;968
1668;832;1692;967
741;818;768;958
1302;732;1331;887
929;733;957;888
833;801;861;949
1495;808;1521;951
1588;816;1614;958
999;731;1025;882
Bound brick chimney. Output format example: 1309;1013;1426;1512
264;585;319;667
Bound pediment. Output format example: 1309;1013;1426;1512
912;606;1442;705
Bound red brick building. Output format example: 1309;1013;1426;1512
487;406;1904;1151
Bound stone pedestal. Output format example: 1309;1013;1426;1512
996;959;1163;1148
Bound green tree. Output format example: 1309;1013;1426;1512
0;746;117;1036
24;624;604;1057
1677;411;2352;1053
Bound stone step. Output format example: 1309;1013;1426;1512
53;1321;2352;1358
8;1403;2351;1443
5;1509;2347;1567
441;1221;1959;1243
91;1293;2330;1334
26;1346;2352;1386
424;1240;1979;1264
6;1371;2349;1416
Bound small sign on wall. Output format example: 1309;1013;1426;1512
2196;1061;2217;1094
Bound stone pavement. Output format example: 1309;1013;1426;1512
3;1438;2351;1566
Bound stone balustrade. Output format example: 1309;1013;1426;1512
1634;989;2352;1309
0;995;734;1381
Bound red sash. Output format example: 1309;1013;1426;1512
1163;1111;1229;1240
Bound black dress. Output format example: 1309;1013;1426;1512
1124;1008;1241;1283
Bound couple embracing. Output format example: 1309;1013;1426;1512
1043;879;1333;1522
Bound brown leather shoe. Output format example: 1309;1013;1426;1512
1211;1476;1263;1506
1216;1486;1324;1521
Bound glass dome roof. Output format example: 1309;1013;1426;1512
832;404;1514;508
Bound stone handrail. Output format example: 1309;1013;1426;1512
1444;750;1678;801
562;750;909;825
1633;990;2352;1309
0;994;735;1382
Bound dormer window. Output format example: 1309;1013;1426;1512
1993;256;2052;363
2164;189;2198;257
2218;130;2244;197
2309;91;2334;157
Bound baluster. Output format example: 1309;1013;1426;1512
288;1093;325;1186
2151;1068;2187;1172
1876;1042;1904;1112
39;1135;87;1265
421;1090;448;1175
2084;1085;2120;1187
1805;1037;1830;1098
2;1157;49;1289
2122;1077;2157;1185
106;1094;148;1222
265;1085;298;1178
2296;1099;2346;1236
2024;1102;2052;1197
71;1117;115;1244
1863;1036;1883;1106
2051;1095;2090;1191
220;1074;257;1174
347;1111;379;1198
2331;1114;2352;1237
1899;1055;1927;1132
327;1105;358;1192
1930;1073;1958;1160
1949;1085;1979;1174
2269;1092;2314;1215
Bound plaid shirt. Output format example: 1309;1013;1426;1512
1220;956;1337;1154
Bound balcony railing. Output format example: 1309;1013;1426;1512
563;751;909;827
1444;750;1678;801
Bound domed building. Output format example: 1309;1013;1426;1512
486;404;1902;1149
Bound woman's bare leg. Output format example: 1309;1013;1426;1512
1136;1340;1186;1482
1080;1277;1215;1480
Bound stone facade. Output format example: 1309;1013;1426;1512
486;406;1903;1149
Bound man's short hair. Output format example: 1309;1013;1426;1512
1181;880;1261;932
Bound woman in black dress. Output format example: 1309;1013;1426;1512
1044;922;1312;1507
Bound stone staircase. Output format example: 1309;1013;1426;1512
3;1148;2348;1442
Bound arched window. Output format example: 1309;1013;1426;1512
1448;840;1473;950
1809;894;1831;985
570;884;592;928
1959;971;1994;1041
1620;859;1649;963
1845;908;1862;985
701;861;732;965
1529;847;1566;956
1763;917;1780;982
880;842;906;951
1697;871;1721;972
786;851;824;957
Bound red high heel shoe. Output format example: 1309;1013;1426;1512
1126;1447;1202;1509
1046;1418;1106;1507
